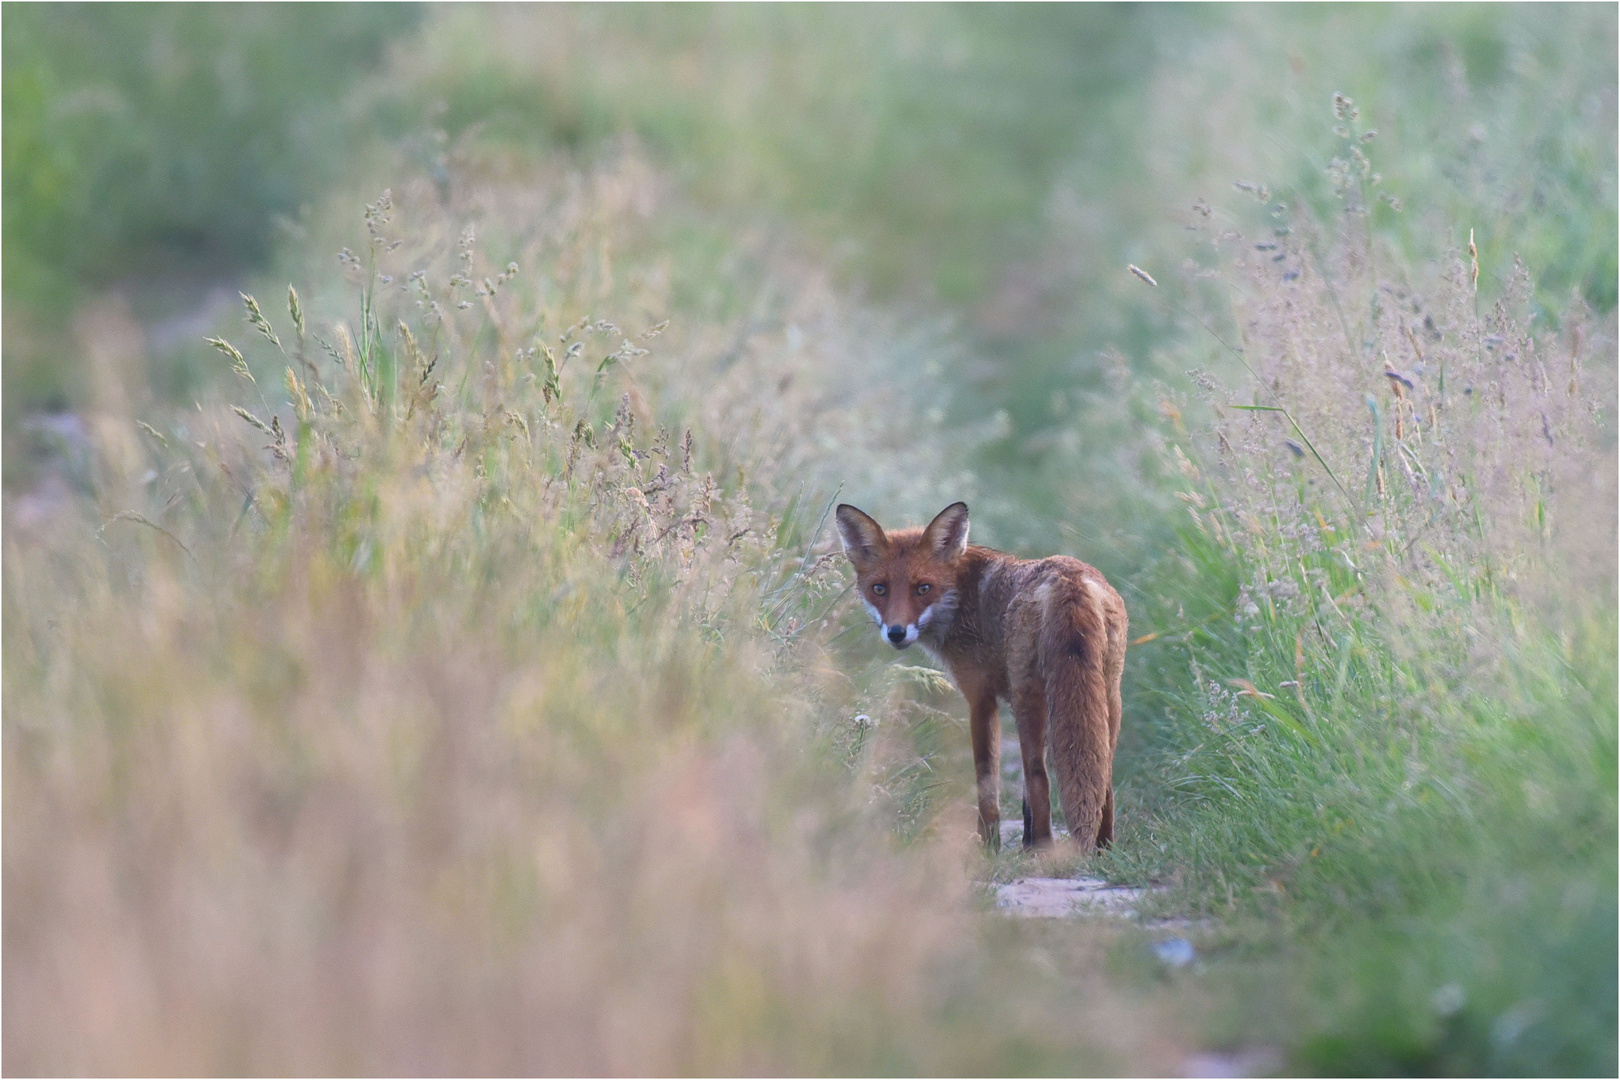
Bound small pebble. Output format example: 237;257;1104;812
1154;936;1197;969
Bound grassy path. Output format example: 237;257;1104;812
4;6;1615;1074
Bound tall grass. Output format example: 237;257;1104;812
1093;86;1617;1074
3;157;1189;1074
978;4;1616;577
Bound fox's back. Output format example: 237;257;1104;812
933;549;1125;695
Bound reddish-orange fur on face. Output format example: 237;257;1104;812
837;502;1127;850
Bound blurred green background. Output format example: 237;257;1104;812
3;4;417;410
10;6;1612;427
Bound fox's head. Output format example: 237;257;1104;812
836;502;970;650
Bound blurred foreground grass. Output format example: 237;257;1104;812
4;5;1615;1075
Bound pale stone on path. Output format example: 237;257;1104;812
994;876;1153;918
1180;1046;1283;1078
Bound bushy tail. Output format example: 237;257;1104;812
1040;575;1125;848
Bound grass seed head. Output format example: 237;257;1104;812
231;404;274;436
240;293;282;350
287;284;306;341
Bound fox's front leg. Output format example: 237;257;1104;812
966;686;1001;850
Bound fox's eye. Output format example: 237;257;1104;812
915;583;931;595
872;583;887;596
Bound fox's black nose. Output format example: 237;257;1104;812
886;625;907;644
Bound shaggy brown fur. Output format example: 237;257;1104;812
837;502;1127;849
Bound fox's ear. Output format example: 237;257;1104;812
922;501;970;559
836;504;888;566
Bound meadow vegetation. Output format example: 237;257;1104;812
4;6;1615;1075
4;155;1189;1075
1104;152;1616;1074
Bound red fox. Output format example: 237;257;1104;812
836;502;1127;850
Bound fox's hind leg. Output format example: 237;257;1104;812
1097;785;1114;849
1011;680;1053;849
